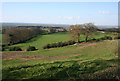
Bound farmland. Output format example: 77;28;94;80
4;32;113;50
2;32;119;80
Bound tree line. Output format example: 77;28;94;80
3;27;44;45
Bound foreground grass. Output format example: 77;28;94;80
2;39;118;80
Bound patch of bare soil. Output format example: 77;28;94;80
21;54;80;60
79;43;97;49
2;53;22;60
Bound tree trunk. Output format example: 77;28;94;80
85;33;88;42
77;34;80;43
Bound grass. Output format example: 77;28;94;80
7;32;70;50
2;32;118;80
4;32;113;50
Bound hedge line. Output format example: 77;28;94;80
43;36;113;49
7;46;36;51
3;36;114;51
43;40;75;49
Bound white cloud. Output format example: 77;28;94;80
77;16;80;19
99;10;112;15
64;16;73;20
58;16;62;19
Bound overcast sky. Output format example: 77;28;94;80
2;2;118;25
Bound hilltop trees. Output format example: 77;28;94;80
49;28;56;33
3;27;43;45
68;23;97;43
83;23;97;42
69;24;83;43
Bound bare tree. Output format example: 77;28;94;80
68;24;83;43
83;23;97;42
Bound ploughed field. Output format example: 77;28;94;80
2;32;118;80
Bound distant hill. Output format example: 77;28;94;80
1;23;70;28
1;22;118;28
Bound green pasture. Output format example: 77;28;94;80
5;32;113;50
2;39;118;80
2;32;118;80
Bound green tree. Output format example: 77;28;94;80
83;23;97;42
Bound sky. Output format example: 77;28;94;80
2;2;118;25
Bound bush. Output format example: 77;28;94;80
42;45;47;49
9;47;22;51
63;41;69;46
105;36;112;40
100;36;112;40
51;43;58;48
96;39;101;42
67;40;75;45
0;47;4;51
57;42;63;47
27;46;36;51
114;35;120;39
91;38;96;41
2;47;5;51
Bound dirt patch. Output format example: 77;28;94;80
2;53;22;60
79;43;97;49
21;56;45;60
21;54;80;60
21;55;68;60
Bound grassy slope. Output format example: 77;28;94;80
6;32;112;50
8;32;69;50
0;34;2;45
2;32;118;80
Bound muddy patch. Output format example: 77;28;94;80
2;53;22;60
21;54;80;60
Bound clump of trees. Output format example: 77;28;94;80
49;28;56;33
69;24;83;43
69;23;97;43
3;27;44;45
82;23;97;42
43;40;75;49
9;47;22;51
100;36;112;40
27;46;36;51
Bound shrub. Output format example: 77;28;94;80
57;42;62;47
2;47;5;51
100;36;112;40
67;40;75;45
43;44;51;49
63;41;69;46
42;45;47;49
105;36;112;40
100;37;106;40
51;43;58;48
9;47;22;51
96;39;101;42
27;46;36;51
114;35;120;39
92;38;96;41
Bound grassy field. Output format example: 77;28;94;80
4;32;113;50
2;32;118;80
